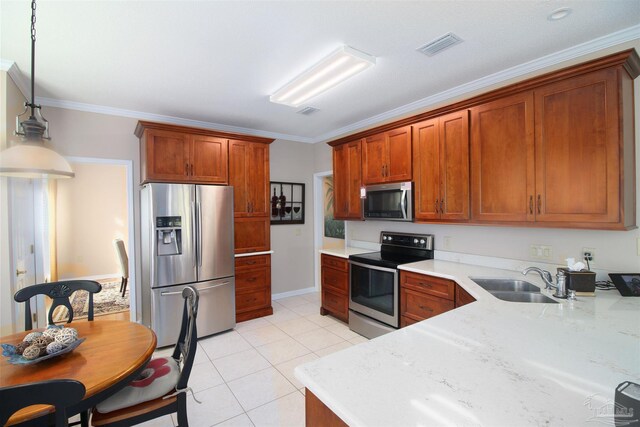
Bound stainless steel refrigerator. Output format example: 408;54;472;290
141;183;235;347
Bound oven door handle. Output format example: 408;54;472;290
349;260;399;274
400;189;407;219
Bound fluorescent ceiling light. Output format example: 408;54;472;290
270;45;376;108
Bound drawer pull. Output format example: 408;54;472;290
418;282;432;288
247;277;257;282
246;260;256;265
418;305;433;312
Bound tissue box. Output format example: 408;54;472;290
557;268;596;293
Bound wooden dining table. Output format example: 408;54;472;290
0;320;157;426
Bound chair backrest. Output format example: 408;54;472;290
113;239;129;279
172;286;199;391
0;379;86;427
14;280;102;331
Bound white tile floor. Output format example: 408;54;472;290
141;292;367;427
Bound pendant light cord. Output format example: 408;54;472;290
29;0;37;116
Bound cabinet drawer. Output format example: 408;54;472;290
401;288;454;321
322;289;348;320
236;267;270;292
321;266;348;294
456;285;476;307
235;254;270;270
236;289;270;313
321;254;348;272
401;272;455;300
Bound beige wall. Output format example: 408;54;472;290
55;162;128;279
269;139;316;294
0;72;27;334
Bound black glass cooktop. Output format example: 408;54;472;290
349;248;433;269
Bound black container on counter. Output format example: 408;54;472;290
557;267;596;293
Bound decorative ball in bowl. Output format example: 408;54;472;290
2;325;85;365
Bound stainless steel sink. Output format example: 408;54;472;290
488;291;558;304
469;278;558;304
470;278;540;292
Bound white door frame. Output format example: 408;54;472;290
67;157;137;322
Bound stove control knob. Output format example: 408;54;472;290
388;236;393;241
413;238;419;244
382;236;387;241
419;239;426;245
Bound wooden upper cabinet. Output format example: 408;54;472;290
470;92;535;222
362;127;412;184
413;111;469;221
190;135;228;183
143;129;191;182
534;68;620;225
229;140;269;217
333;140;362;220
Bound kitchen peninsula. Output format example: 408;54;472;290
297;258;640;426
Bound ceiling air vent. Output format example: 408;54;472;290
417;32;463;57
296;106;319;115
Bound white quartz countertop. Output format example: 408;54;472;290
319;247;376;259
296;259;640;426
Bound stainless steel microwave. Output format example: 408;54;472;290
362;182;413;221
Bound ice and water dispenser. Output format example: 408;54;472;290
155;216;182;256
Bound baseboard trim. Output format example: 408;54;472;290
58;273;121;281
272;286;317;300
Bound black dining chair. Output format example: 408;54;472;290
14;280;102;331
91;286;200;427
0;379;86;427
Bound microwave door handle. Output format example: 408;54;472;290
400;189;407;219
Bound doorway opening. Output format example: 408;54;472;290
313;171;346;290
48;157;136;323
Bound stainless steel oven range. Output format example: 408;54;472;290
348;232;434;339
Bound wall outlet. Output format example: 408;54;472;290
582;247;596;262
530;244;553;261
443;236;452;250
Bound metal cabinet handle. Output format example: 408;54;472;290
537;194;541;214
185;163;189;175
434;199;439;213
529;195;533;214
191;163;194;175
418;282;432;288
418;305;434;312
440;199;444;214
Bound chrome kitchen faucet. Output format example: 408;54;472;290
522;267;568;299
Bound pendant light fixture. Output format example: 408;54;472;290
0;0;74;179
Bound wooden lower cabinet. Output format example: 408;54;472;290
456;284;476;307
305;389;348;427
320;254;349;322
235;254;273;322
400;271;475;327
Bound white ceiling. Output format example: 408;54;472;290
1;1;639;143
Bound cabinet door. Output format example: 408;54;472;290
145;130;190;182
470;92;535;222
534;68;620;224
412;118;440;220
234;217;270;253
333;144;349;219
346;140;363;218
362;133;386;184
439;111;469;220
190;135;228;183
229;140;249;216
247;143;269;217
385;126;412;183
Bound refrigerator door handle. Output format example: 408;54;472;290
199;282;230;292
160;282;230;296
197;200;203;267
191;201;197;268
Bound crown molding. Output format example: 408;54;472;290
3;24;638;145
313;23;640;143
1;60;29;99
35;97;315;143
